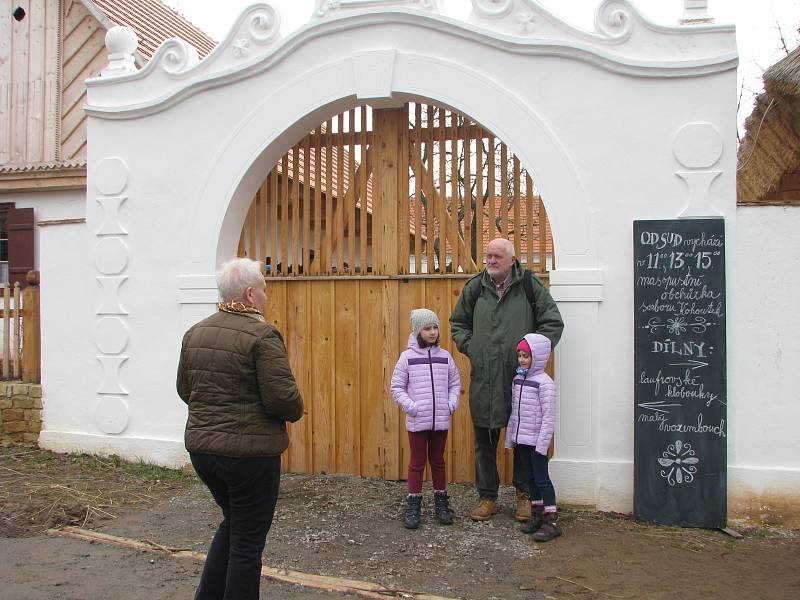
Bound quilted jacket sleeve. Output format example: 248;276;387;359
390;356;417;416
504;380;516;449
176;330;191;404
535;377;557;455
447;354;461;414
450;278;478;357
255;329;304;423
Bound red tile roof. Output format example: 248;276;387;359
88;0;217;60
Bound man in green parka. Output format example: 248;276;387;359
450;238;564;521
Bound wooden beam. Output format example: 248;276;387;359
329;148;374;258
47;527;455;600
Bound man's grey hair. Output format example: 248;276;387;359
217;258;264;302
489;237;515;258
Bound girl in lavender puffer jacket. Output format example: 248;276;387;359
391;308;461;529
505;333;562;542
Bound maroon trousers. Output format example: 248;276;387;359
407;430;448;494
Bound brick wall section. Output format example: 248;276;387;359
0;382;42;445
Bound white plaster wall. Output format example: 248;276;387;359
728;206;800;515
39;6;765;511
0;189;92;450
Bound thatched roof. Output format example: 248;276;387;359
737;45;800;205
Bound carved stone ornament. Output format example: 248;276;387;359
314;0;438;18
102;26;138;76
469;0;636;44
159;38;200;75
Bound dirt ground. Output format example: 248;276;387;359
2;448;798;600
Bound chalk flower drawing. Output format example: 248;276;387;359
658;439;699;486
666;316;688;335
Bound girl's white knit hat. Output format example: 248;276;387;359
410;308;440;336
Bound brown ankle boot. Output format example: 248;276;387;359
470;498;497;521
520;504;544;534
533;510;562;542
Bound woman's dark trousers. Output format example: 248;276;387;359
190;453;281;600
473;426;529;499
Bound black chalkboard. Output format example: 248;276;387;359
633;219;727;528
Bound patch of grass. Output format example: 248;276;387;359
0;445;196;537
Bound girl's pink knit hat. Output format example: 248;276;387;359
516;338;531;354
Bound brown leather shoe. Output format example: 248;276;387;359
470;499;497;521
515;490;531;522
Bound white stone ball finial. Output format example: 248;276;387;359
102;26;139;76
680;1;714;25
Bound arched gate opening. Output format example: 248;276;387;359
234;102;555;484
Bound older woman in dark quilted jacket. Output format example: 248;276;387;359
177;257;303;600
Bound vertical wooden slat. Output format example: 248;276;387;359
311;280;335;472
399;104;410;275
0;0;12;163
359;281;383;476
325;118;333;274
3;286;10;379
336;115;345;273
281;156;289;274
437;109;447;273
413;104;422;274
359;108;368;274
382;280;400;478
463;123;473;272
11;3;30;163
26;0;45;163
264;280;287;468
500;142;508;239
487;134;495;243
476;133;484;267
373;108;401;275
237;228;246;257
335;281;360;473
247;200;256;259
259;181;268;266
291;145;300;275
513;155;521;259
285;282;309;471
449;113;459;273
21;272;40;383
342;108;354;274
449;279;474;482
526;174;535;270
425;105;434;274
13;282;20;379
303;136;311;274
43;0;59;161
344;109;355;274
314;128;323;275
270;167;278;276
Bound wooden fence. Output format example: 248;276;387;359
238;104;553;484
0;271;40;383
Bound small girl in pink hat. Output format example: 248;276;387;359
505;333;561;542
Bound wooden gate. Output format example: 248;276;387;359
237;103;553;483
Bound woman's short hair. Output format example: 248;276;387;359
217;258;264;302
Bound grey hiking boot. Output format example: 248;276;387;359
403;494;422;529
434;491;454;525
533;510;562;542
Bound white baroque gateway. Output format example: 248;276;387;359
34;1;798;518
